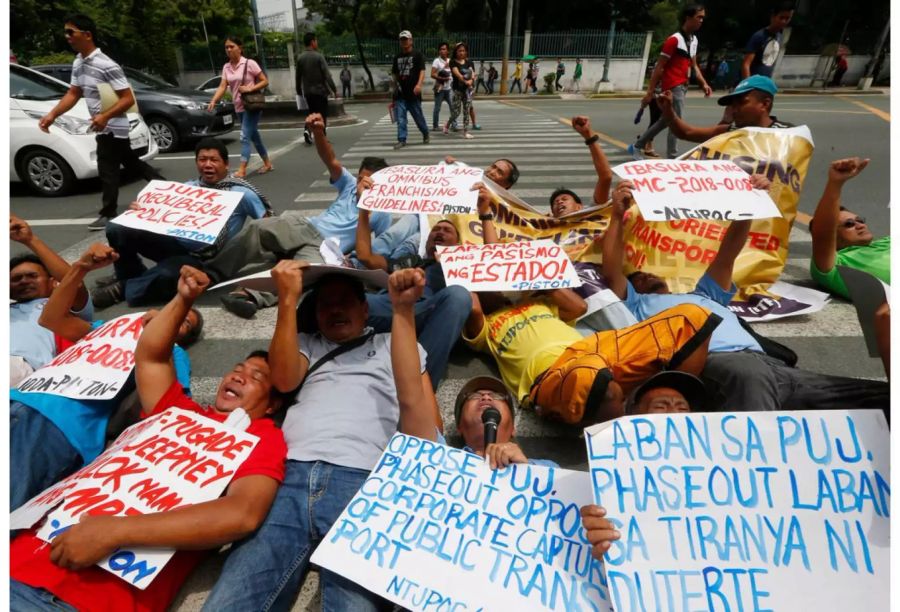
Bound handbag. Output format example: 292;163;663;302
240;60;267;112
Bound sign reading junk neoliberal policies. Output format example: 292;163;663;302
584;409;889;611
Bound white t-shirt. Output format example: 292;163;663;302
432;57;452;91
282;330;427;470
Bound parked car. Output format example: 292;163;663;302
9;63;158;197
32;64;236;153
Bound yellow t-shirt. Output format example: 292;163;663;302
464;300;582;403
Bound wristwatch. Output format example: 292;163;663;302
479;213;495;221
584;135;600;145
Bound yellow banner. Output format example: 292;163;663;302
427;179;612;263
622;126;814;297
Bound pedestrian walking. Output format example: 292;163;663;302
741;1;794;78
340;64;352;98
295;32;338;145
391;30;429;149
529;61;539;93
555;57;566;91
39;13;165;230
629;3;711;159
830;53;848;87
208;35;274;177
572;58;583;92
510;59;523;93
431;42;453;131
714;57;730;90
475;60;487;93
444;42;475;139
487;62;498;94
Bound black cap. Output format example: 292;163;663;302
627;371;706;413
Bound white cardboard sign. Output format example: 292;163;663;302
436;239;583;292
16;312;146;400
358;164;483;215
311;433;614;612
110;180;244;244
584;410;890;612
612;160;782;222
11;408;258;589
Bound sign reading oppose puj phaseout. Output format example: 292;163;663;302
358;165;483;215
110;180;243;244
436;239;583;292
10;408;258;589
16;312;146;401
584;410;890;612
612;159;782;222
311;433;614;612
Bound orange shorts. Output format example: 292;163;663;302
529;303;720;424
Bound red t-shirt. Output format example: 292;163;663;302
10;381;287;612
659;32;698;91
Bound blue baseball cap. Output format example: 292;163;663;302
717;75;778;106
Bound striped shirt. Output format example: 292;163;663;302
71;48;131;138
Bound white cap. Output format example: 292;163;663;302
399;30;412;39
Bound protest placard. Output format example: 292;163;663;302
613;159;782;222
423;176;611;264
16;312;147;401
584;410;890;611
358;164;483;215
110;180;244;245
312;433;614;612
436;239;583;292
208;263;389;294
10;408;258;589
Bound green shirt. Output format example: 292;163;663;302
574;63;583;79
810;236;891;299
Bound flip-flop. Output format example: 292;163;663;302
257;166;275;175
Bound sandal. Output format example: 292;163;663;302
257;165;275;175
220;290;258;319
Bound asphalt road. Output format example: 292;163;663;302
10;93;891;467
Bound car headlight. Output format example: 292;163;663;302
24;110;93;135
164;98;206;110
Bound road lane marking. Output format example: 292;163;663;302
837;96;890;122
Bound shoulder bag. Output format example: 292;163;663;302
241;60;267;112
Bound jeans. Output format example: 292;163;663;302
634;83;687;158
105;224;205;305
202;460;388;612
366;285;471;388
238;110;269;163
96;133;164;218
701;350;891;415
510;78;522;93
395;97;429;143
10;580;78;611
10;401;82;512
342;82;351;98
432;89;452;129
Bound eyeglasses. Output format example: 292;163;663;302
64;28;86;37
465;390;506;402
840;216;866;228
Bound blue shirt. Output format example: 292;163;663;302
10;297;94;370
372;214;420;260
624;272;763;354
10;320;192;463
309;168;391;253
178;180;268;250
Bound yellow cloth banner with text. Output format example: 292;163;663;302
622;125;814;298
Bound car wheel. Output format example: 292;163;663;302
20;148;75;197
147;117;179;153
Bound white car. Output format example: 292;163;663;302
10;63;158;196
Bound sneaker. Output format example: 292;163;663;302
221;292;258;319
93;274;119;289
303;130;313;145
472;124;482;131
423;134;430;144
91;280;124;309
627;144;644;161
393;141;407;150
87;216;110;231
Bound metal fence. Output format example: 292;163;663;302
181;29;648;70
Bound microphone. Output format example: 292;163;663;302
482;407;501;448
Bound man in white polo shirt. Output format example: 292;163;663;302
39;13;164;230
